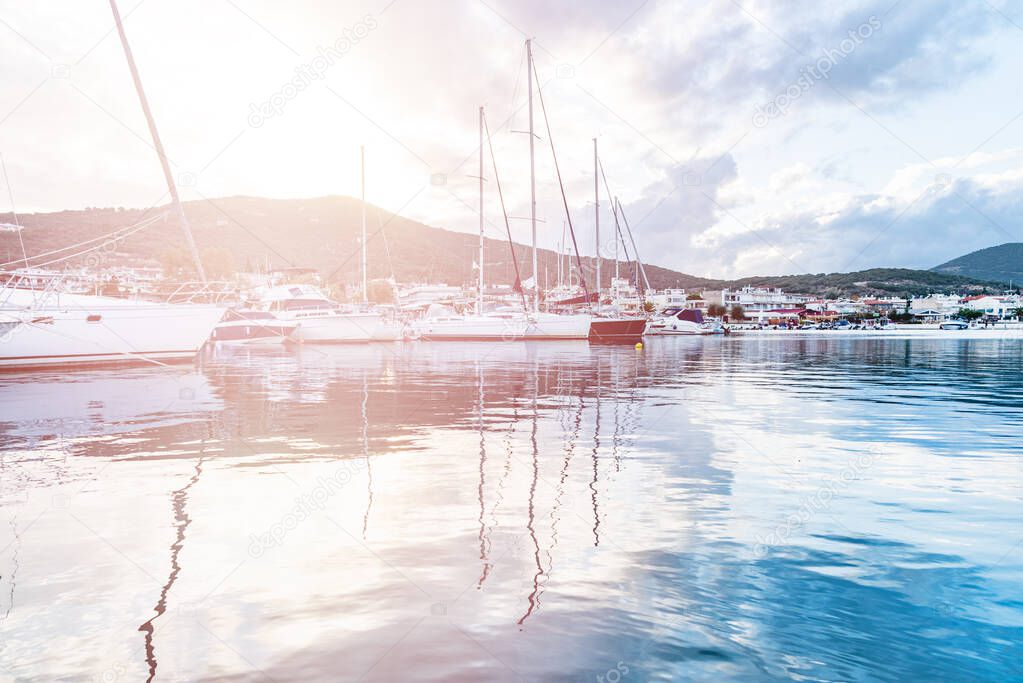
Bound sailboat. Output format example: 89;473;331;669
261;147;401;343
414;99;590;341
0;0;227;368
586;138;647;344
521;39;592;340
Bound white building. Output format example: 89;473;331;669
646;287;691;310
960;294;1022;319
706;286;812;313
910;294;961;319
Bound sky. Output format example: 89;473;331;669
1;0;1022;279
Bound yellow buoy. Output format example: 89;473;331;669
635;342;643;350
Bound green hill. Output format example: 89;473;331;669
933;243;1023;285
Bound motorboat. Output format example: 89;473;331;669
939;320;970;330
210;308;296;345
0;288;224;368
645;307;724;336
256;284;401;343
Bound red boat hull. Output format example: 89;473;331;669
588;317;646;344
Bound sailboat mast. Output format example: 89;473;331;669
361;145;367;304
593;137;600;312
478;106;485;315
526;39;538;314
613;197;619;283
108;0;205;284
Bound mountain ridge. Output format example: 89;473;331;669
0;195;1005;298
932;242;1023;285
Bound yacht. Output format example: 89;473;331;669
645;307;724;336
210;308;297;345
0;287;224;368
257;284;401;343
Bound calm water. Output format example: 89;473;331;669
1;337;1022;682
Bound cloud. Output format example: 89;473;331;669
0;0;1017;284
625;157;1023;278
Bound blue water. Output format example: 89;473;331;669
0;337;1021;681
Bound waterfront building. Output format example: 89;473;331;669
646;287;689;310
960;294;1022;319
705;286;812;313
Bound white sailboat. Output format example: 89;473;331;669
0;1;225;368
0;286;224;368
523;39;590;340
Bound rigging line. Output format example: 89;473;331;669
482;110;528;313
507;49;526;132
0;214;165;270
598;159;633;263
0;212;163;268
617;198;651;292
0;153;27;270
375;206;396;281
531;59;590;301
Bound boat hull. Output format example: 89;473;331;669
416;316;529;341
588;317;647;343
0;299;224;368
416;313;591;341
645;320;723;336
288;313;399;343
524;313;591;340
212;320;296;345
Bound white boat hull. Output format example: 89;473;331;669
525;313;591;340
645;320;723;335
415;313;591;341
0;295;224;368
415;315;529;341
289;313;400;343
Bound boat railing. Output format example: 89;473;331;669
161;280;241;305
0;269;77;310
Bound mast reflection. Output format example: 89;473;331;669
138;452;204;682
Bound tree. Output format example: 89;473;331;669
956;308;984;322
642;300;656;313
686;292;703;300
1012;307;1023;321
729;304;746;321
367;279;396;304
158;248;191;277
707;303;727;317
201;247;236;280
